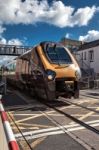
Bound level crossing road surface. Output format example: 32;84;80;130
1;89;99;150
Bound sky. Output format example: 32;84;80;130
0;0;99;64
0;0;99;46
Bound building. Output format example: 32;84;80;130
60;37;83;52
76;39;99;77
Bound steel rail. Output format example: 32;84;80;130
7;112;33;150
60;97;99;114
38;99;99;136
80;93;99;100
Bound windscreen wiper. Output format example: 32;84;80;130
53;44;61;66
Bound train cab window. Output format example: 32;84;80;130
44;45;72;64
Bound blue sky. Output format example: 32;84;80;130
0;0;99;47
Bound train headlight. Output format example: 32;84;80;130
46;69;56;80
75;69;81;80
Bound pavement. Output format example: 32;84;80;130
0;115;9;150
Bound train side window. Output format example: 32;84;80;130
21;60;25;74
25;60;28;74
29;64;31;74
16;59;22;73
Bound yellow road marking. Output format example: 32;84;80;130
11;114;44;124
31;137;46;149
18;122;54;128
70;107;99;125
79;107;99;120
19;140;31;149
10;109;64;124
13;114;41;116
12;126;26;129
13;113;64;117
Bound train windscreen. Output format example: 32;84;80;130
45;45;72;64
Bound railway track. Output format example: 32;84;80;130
80;93;99;100
6;90;99;150
41;99;99;135
60;97;99;114
8;102;93;150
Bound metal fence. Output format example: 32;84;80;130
0;73;6;94
80;76;99;89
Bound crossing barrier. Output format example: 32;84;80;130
0;95;19;150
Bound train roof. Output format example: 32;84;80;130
40;41;62;47
17;41;65;61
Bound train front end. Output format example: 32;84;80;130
37;42;81;100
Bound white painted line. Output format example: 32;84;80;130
0;98;19;150
0;95;2;99
15;119;99;138
15;122;99;140
4;121;16;142
0;103;4;111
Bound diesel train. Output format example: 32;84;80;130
6;41;81;100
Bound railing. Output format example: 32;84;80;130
0;44;32;56
74;52;95;77
80;75;99;89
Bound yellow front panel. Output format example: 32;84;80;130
36;45;78;80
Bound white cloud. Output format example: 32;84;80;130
79;30;99;42
0;0;98;28
0;25;6;37
0;37;7;44
0;37;23;66
0;37;23;45
65;33;71;38
70;6;97;27
7;38;23;45
0;56;16;66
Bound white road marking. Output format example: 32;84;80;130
15;119;99;139
15;122;99;140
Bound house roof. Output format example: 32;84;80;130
78;39;99;51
